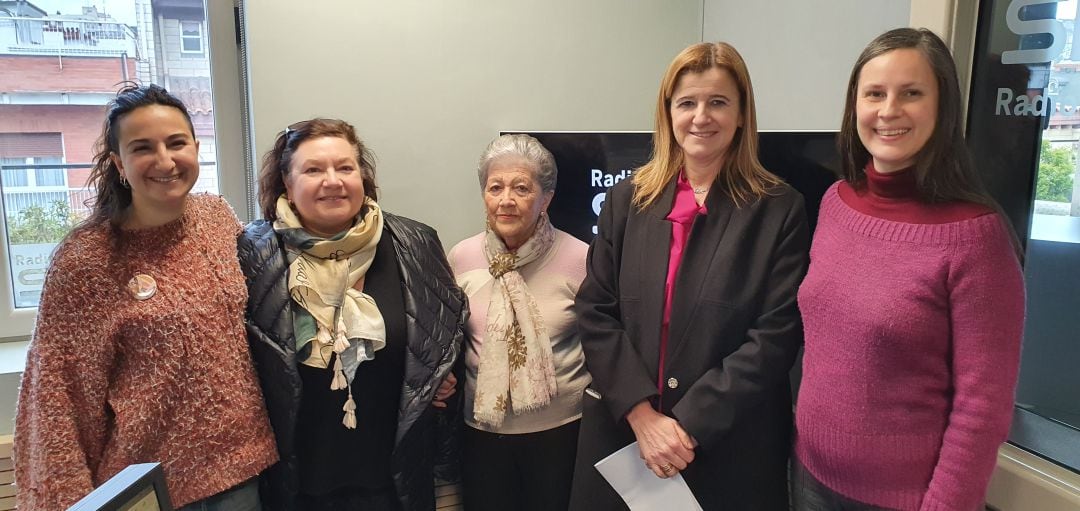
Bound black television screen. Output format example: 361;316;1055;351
758;131;841;233
504;131;839;243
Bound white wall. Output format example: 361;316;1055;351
244;1;703;247
703;0;911;131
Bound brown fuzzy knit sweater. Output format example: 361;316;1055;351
14;194;278;510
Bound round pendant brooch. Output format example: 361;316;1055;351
127;274;158;300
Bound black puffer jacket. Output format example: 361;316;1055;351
238;213;466;511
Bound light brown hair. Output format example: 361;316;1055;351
632;42;782;209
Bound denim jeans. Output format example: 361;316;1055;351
178;478;261;511
790;457;893;511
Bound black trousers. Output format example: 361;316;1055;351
463;420;581;511
296;485;402;511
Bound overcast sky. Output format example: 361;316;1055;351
1062;0;1079;20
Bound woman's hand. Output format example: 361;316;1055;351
625;400;696;478
431;372;457;409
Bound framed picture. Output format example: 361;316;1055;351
68;463;173;511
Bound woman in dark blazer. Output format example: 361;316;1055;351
569;42;809;510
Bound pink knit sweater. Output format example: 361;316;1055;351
795;183;1025;511
448;228;591;434
14;194;278;510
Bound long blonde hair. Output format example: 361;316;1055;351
632;42;781;209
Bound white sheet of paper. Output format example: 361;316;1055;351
593;441;704;511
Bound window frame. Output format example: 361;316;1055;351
2;157;67;191
963;0;1080;476
179;20;204;55
0;0;250;341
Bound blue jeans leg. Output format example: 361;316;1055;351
791;457;892;511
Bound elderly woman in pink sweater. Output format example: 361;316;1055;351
793;28;1025;511
447;134;590;511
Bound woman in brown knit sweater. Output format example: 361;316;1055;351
13;84;278;511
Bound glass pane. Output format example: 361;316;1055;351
0;0;220;309
34;158;65;186
1019;0;1080;437
967;0;1080;471
181;21;199;36
181;36;200;53
1;166;28;187
1036;4;1080;244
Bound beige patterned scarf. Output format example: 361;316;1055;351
273;194;385;429
473;214;558;427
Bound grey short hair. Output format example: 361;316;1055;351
477;134;558;194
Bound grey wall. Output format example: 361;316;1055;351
244;1;703;248
703;0;911;131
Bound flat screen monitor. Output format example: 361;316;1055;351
68;463;173;511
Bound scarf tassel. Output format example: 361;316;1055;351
332;319;350;354
333;333;350;354
330;358;348;391
342;391;357;429
316;326;333;345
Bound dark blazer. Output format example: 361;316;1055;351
569;176;810;510
238;213;467;511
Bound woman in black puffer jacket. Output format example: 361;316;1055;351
238;118;466;511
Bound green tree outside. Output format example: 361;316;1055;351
6;200;80;245
1037;140;1076;203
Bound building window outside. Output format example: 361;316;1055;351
2;158;66;190
180;20;202;54
35;166;66;187
1;164;28;188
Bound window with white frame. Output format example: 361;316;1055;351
1;135;65;210
180;20;203;54
2;157;68;217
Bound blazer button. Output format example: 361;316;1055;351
667;377;679;389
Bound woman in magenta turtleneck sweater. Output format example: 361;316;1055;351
793;28;1025;511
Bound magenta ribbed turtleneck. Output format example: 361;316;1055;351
837;163;992;223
